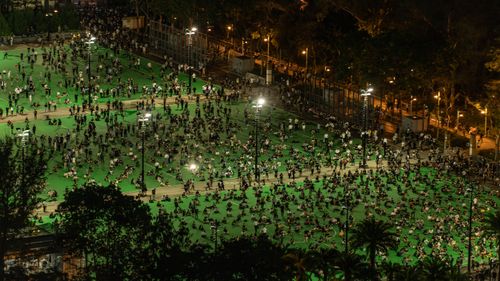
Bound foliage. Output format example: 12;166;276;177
2;5;79;36
147;210;191;280
56;182;152;280
0;137;48;281
0;13;11;36
215;235;290;281
351;217;398;279
483;209;500;281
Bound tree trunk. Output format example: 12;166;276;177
497;245;500;281
0;234;7;281
370;247;376;280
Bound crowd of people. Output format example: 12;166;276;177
0;6;497;271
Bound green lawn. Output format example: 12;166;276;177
2;45;495;269
139;167;497;266
0;44;214;113
2;101;350;201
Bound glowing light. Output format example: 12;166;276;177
189;163;198;171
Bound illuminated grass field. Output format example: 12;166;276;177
1;45;497;268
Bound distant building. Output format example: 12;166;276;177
4;225;81;279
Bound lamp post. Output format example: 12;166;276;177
409;96;417;117
45;10;58;41
185;27;197;97
360;87;374;169
138;112;152;193
434;92;441;139
241;38;248;55
481;107;488;136
253;97;265;183
467;182;475;274
302;48;309;77
85;34;96;106
17;129;30;201
344;184;350;254
226;25;233;44
263;35;271;85
17;129;31;164
211;220;219;253
264;35;270;65
456;110;464;130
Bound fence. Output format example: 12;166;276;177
294;75;379;128
148;20;235;69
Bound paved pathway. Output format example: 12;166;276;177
36;155;420;217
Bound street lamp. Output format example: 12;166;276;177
360;87;373;169
467;183;475;274
263;35;272;85
211;220;219;253
17;129;31;160
481;107;488;136
343;184;350;254
85;34;96;107
138;111;152;193
45;9;58;41
409;96;417;117
301;48;309;76
241;38;248;55
226;25;233;44
456;110;464;130
185;27;197;96
17;130;31;183
252;97;265;183
434;92;441;139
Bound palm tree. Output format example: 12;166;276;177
319;248;341;281
381;262;401;281
394;264;423;281
483;210;500;281
334;251;369;281
419;256;451;281
351;218;398;280
282;249;315;281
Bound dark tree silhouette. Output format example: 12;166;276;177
0;138;48;281
483;210;500;281
351;217;398;280
56;182;152;280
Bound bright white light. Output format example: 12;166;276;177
138;112;152;123
361;87;373;96
185;27;197;35
17;130;30;138
86;35;96;45
189;163;198;171
257;98;265;106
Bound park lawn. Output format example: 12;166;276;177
1;101;354;202
33;148;497;268
107;166;494;265
0;44;213;113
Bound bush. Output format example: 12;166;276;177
450;134;469;148
5;10;33;35
0;13;11;36
2;4;80;36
